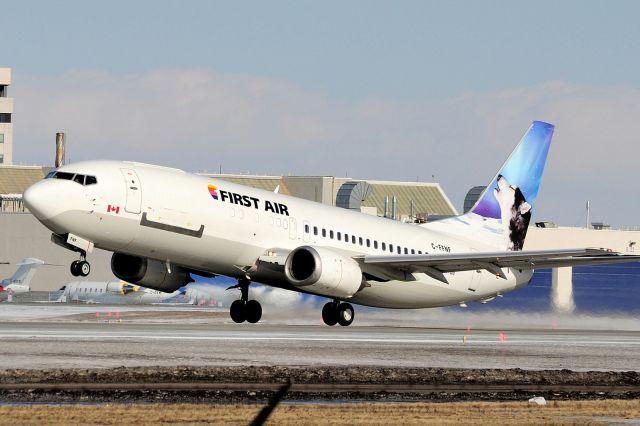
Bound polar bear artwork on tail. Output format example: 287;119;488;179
493;174;532;251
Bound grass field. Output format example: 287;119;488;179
0;400;639;425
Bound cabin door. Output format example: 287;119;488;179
120;169;142;214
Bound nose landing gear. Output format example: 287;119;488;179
228;279;262;324
322;301;354;326
70;253;91;277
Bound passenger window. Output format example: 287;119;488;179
352;236;356;244
85;175;98;185
366;239;370;247
389;244;394;252
418;251;422;254
322;228;326;237
411;249;415;254
313;227;318;236
374;241;378;249
337;232;341;240
359;237;363;246
304;224;310;233
382;242;386;251
404;248;408;255
330;230;334;239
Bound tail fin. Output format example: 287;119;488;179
2;258;45;288
438;121;554;251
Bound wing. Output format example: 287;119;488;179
362;248;640;283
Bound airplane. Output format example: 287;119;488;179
54;280;222;305
0;258;45;300
22;121;640;325
56;281;149;303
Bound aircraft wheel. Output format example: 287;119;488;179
78;260;91;277
321;302;338;326
230;300;246;323
245;300;262;324
70;261;80;277
337;303;354;326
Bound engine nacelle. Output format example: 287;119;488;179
111;253;192;293
284;246;363;298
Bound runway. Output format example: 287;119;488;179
1;305;639;371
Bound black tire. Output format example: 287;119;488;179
322;302;338;326
245;300;262;324
337;303;354;326
78;261;91;277
230;300;246;323
70;261;80;277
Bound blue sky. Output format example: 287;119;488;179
7;1;640;96
4;1;640;226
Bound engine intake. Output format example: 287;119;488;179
284;246;363;298
111;253;192;292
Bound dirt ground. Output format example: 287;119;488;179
0;400;639;425
1;365;638;386
1;366;639;404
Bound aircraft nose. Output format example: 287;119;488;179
23;180;63;221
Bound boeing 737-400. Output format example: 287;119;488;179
22;121;640;325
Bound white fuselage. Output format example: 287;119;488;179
24;161;532;308
0;283;29;297
57;281;174;304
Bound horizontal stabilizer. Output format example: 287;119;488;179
362;248;640;283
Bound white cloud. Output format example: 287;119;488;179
12;70;640;226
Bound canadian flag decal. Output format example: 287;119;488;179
107;205;120;214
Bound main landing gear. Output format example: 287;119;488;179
228;279;262;324
322;300;354;326
70;252;91;277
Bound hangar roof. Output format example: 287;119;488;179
210;175;292;196
0;166;46;195
363;181;458;217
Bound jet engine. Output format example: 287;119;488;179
284;246;363;298
111;253;193;292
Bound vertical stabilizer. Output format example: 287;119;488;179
3;258;45;288
431;121;554;251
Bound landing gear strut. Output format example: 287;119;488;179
228;279;262;324
70;252;90;277
322;301;354;326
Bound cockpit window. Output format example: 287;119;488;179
45;171;98;186
55;172;75;180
